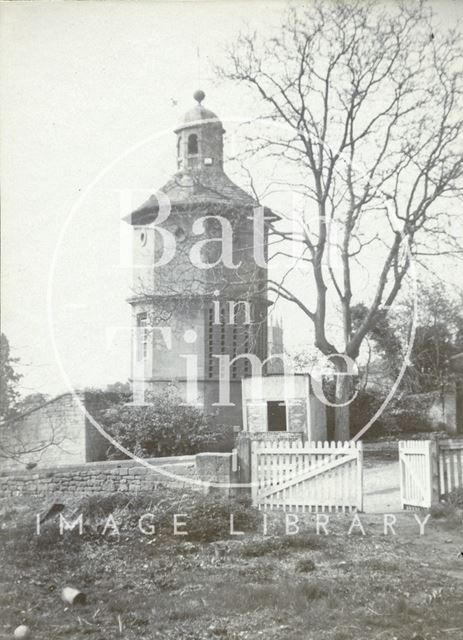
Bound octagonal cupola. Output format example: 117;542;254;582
174;90;225;172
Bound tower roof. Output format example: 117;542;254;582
174;89;223;133
124;90;277;225
126;172;260;225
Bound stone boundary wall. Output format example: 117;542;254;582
0;453;236;499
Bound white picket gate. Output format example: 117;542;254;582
250;440;363;512
399;440;436;509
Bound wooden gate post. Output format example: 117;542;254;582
429;439;440;505
356;441;364;512
236;432;252;496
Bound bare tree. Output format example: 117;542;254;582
0;414;69;468
218;0;463;439
0;333;22;420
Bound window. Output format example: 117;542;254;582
267;401;287;431
188;133;198;155
136;312;148;361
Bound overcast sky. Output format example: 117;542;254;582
2;0;462;397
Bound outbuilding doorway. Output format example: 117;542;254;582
267;401;287;431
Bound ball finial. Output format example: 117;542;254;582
193;89;206;104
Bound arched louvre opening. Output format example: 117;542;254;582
188;133;198;155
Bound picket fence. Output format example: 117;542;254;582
250;439;363;512
438;440;463;497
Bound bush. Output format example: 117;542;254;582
23;491;258;546
322;381;396;440
445;487;463;508
325;373;444;439
238;534;324;558
388;397;434;433
349;389;390;439
208;578;329;614
350;389;440;438
429;497;462;529
429;488;463;523
429;502;453;519
174;493;258;542
296;557;316;573
100;389;234;458
237;560;275;583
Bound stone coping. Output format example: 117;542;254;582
0;455;197;478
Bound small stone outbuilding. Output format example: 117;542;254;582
241;374;327;440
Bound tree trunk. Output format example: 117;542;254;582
334;360;353;442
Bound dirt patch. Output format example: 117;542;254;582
363;459;401;513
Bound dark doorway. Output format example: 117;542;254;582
267;401;287;431
326;404;335;441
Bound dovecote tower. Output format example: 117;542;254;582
125;91;277;425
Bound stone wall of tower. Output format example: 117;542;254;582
127;94;272;426
129;204;267;300
130;199;269;380
130;298;207;394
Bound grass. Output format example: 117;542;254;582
1;491;463;639
236;533;324;558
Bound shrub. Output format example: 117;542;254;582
350;389;441;438
174;493;258;542
79;492;136;517
384;392;438;434
238;534;324;558
446;487;463;508
429;489;463;528
209;578;329;614
323;382;395;440
296;557;316;573
429;502;454;519
237;560;274;583
87;490;259;543
100;389;234;458
349;389;390;439
25;491;258;546
297;580;327;600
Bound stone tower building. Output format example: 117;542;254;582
125;91;280;425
